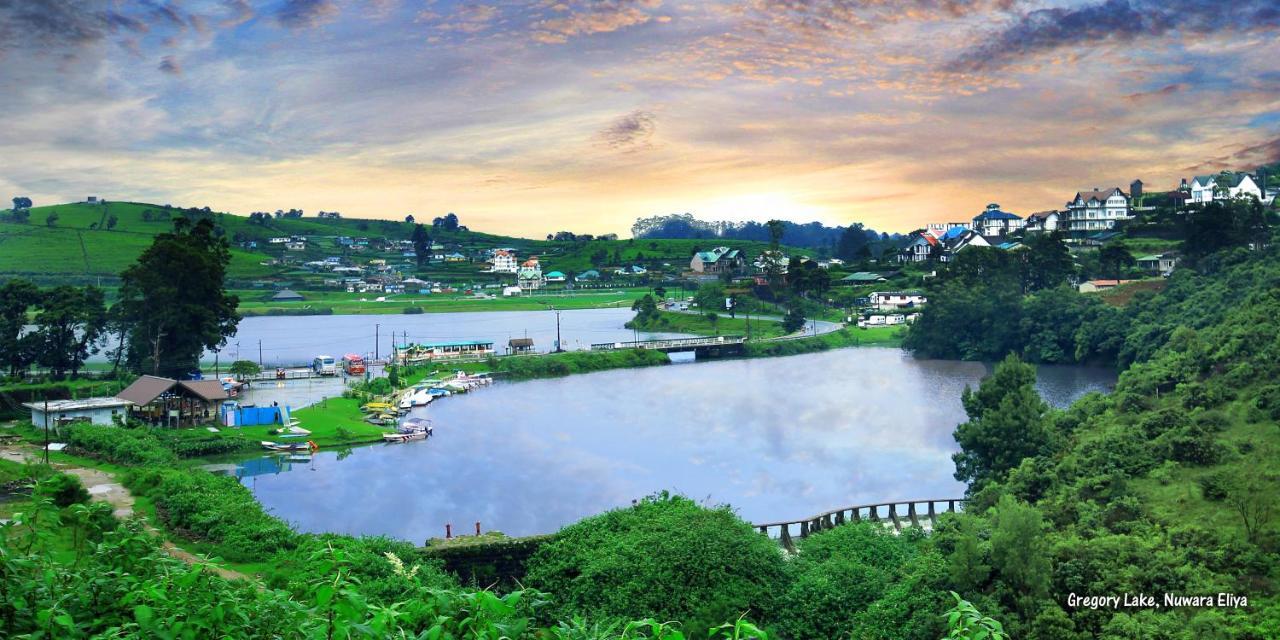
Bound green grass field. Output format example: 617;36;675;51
627;310;786;339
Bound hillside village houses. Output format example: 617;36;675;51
1186;173;1264;203
1065;187;1131;232
1024;211;1061;232
490;249;518;273
689;247;746;275
869;291;927;311
517;257;545;289
971;204;1025;236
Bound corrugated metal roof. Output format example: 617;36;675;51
116;375;177;405
23;397;132;412
179;380;229;402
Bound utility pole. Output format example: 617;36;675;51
258;339;263;368
42;397;49;464
554;308;563;353
375;323;380;363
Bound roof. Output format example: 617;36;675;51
23;397;132;412
1074;188;1125;202
179;380;229;402
841;272;885;282
545;270;566;277
117;375;178;405
694;247;741;263
271;289;304;300
117;375;228;405
509;338;534;348
410;340;495;348
973;208;1021;221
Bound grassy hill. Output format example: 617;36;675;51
0;201;797;288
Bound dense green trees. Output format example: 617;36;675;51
117;218;240;377
952;355;1052;489
0;279;107;379
525;494;786;634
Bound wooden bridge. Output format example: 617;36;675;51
590;335;747;358
755;498;965;551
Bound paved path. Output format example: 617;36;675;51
1;445;250;582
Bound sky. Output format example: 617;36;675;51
1;0;1279;237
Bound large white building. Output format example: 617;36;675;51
1188;173;1263;203
971;204;1025;236
490;249;518;273
1065;188;1131;232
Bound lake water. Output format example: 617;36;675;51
234;348;1116;542
202;308;689;366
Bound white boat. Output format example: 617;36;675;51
383;418;432;443
397;387;436;410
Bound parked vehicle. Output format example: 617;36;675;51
342;353;366;375
312;355;337;376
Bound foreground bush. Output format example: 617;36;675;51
66;424;178;465
525;493;785;634
773;523;947;640
125;467;296;562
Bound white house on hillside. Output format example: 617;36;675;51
1065;188;1130;232
1024;211;1061;233
490;249;518;273
1188;173;1263;203
971;204;1025;236
517;257;545;289
869;291;927;311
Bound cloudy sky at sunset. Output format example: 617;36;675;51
2;0;1279;236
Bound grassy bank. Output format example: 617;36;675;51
626;310;786;339
743;326;903;356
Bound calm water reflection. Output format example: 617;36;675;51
205;308;689;365
237;348;1115;542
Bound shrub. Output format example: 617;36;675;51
36;472;90;507
1199;473;1230;501
773;523;947;640
524;493;785;633
126;467;296;562
266;534;454;609
403;306;425;314
66;424;177;466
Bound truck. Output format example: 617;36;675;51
342;353;366;375
312;355;337;376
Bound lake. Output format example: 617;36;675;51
234;347;1116;542
202;308;690;365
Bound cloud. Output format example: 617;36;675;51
425;4;500;34
598;110;656;150
158;54;182;75
220;0;255;28
0;0;149;55
276;0;339;29
946;0;1280;73
533;0;661;44
1124;83;1186;103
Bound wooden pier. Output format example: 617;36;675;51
755;498;965;552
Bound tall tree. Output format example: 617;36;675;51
952;355;1051;490
0;279;40;377
117;218;240;377
833;223;869;261
1097;242;1135;280
411;223;430;267
1021;232;1073;292
33;285;107;379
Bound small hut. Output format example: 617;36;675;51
508;337;535;354
116;375;229;427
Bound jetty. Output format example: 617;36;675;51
590;335;747;358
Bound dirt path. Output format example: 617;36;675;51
1;445;250;582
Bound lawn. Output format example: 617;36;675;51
628;310;786;339
240;396;390;447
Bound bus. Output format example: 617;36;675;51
342;354;366;375
312;355;337;376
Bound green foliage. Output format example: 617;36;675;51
494;348;670;380
117;218;241;377
66;424;178;465
942;593;1009;640
781;307;805;333
34;471;90;507
126;466;297;562
773;523;947;640
228;359;261;378
952;355;1052;489
526;493;785;633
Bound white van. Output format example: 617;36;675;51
312;355;337;376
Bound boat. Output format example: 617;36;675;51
364;412;397;426
397;387;437;410
361;402;396;413
383;418;433;443
261;440;319;452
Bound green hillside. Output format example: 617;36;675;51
0;201;797;287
